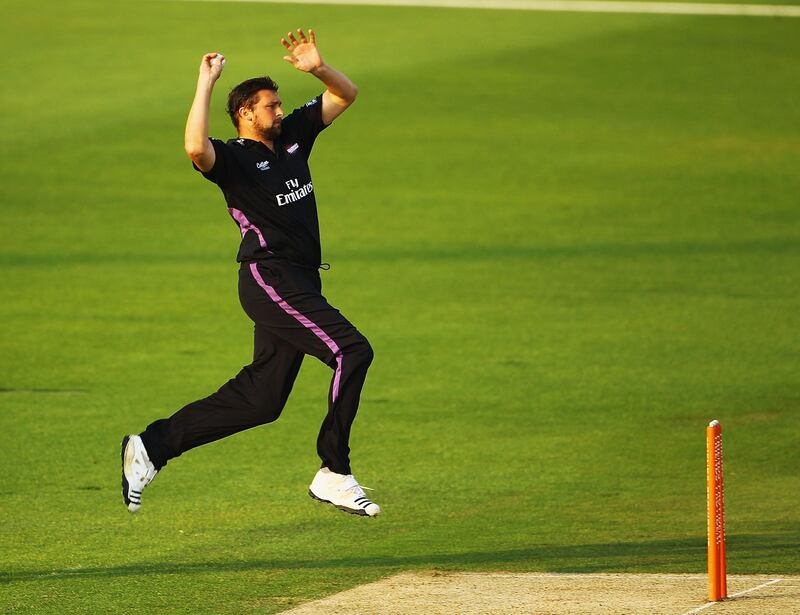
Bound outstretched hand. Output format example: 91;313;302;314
281;29;323;73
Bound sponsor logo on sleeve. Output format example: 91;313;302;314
304;98;319;107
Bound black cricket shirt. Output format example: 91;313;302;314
195;94;329;268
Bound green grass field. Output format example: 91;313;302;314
2;0;799;612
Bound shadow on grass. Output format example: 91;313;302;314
3;534;797;584
2;237;800;267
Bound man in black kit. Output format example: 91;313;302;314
121;28;380;517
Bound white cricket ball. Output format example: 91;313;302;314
211;54;225;66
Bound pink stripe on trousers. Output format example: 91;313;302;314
249;263;344;403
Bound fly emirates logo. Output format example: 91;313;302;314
277;178;313;207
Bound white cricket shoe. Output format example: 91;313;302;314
309;467;381;517
121;435;158;513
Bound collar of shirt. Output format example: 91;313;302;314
232;137;282;156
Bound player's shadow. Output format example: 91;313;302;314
2;533;796;584
4;236;799;268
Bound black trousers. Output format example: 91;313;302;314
140;259;373;475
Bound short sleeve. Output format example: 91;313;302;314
192;138;235;186
281;94;328;156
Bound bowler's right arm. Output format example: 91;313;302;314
185;53;225;172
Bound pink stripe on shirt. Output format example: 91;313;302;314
229;207;267;249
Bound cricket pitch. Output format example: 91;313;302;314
277;571;800;614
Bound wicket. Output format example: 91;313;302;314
706;420;727;601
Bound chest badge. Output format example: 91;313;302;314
256;160;271;171
286;143;300;155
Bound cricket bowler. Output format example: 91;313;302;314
120;28;380;517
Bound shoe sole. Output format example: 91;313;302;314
120;436;140;513
308;489;375;517
121;436;132;509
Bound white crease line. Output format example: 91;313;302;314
728;577;784;598
680;578;784;615
679;603;717;615
171;0;800;18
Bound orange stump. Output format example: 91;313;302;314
706;420;727;601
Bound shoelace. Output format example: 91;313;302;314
341;475;373;498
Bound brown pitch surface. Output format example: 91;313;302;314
276;571;800;614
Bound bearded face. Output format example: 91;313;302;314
240;89;284;141
254;115;282;141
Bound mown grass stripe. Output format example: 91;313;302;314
170;0;800;18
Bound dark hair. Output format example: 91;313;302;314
226;77;279;128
